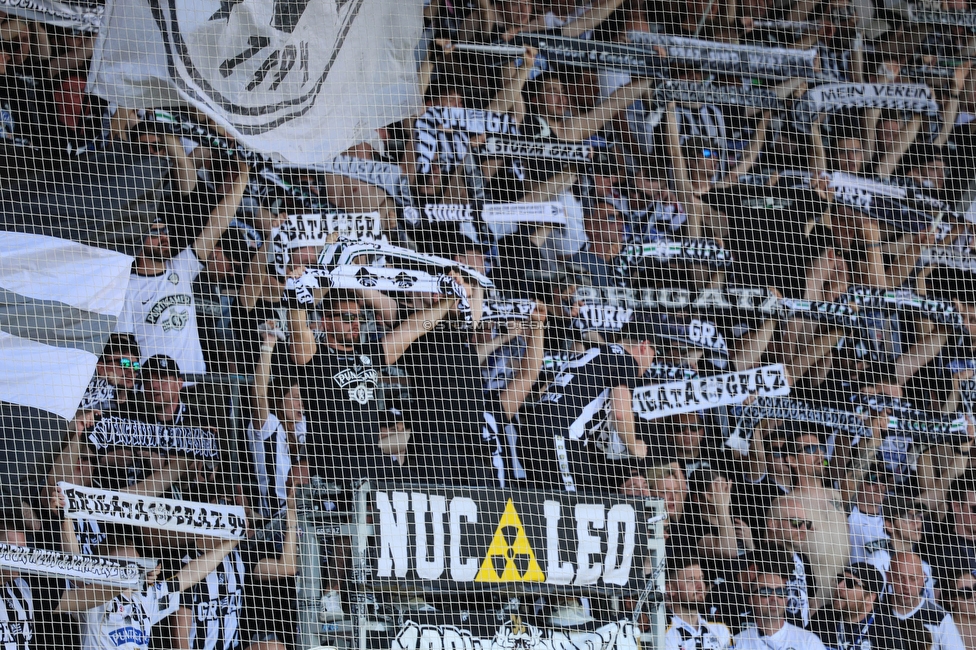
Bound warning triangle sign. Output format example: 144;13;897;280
475;499;545;583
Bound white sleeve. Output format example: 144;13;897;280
803;630;828;650
937;615;966;650
115;284;135;334
172;247;204;282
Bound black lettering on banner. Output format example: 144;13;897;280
371;486;645;591
0;542;144;588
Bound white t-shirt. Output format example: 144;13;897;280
665;614;732;650
734;622;827;650
117;248;205;376
849;506;888;567
81;581;180;650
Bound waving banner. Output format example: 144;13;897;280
633;364;790;420
650;81;784;111
270;212;383;275
795;83;940;130
89;0;424;163
88;416;219;459
59;482;248;539
511;32;664;77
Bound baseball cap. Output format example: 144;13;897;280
841;562;886;597
140;354;182;378
882;494;924;521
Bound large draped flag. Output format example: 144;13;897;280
88;0;425;164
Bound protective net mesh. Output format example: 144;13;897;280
2;1;976;650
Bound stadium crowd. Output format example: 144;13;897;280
7;0;976;649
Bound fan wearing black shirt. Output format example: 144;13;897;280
812;562;907;650
286;284;456;484
520;318;656;494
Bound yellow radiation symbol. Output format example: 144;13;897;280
475;499;545;582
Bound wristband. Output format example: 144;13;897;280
260;344;274;353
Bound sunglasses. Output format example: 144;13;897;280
770;447;788;459
754;587;788;597
802;444;828;456
148;225;169;237
702;148;713;159
334;312;363;323
787;518;814;531
119;358;141;370
957;587;976;600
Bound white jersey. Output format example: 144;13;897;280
0;577;33;650
892;599;966;650
849;506;888;567
117;248;205;376
734;622;827;650
665;614;732;650
81;580;180;650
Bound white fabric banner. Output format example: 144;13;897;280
59;482;248;539
88;0;424;163
633;364;790;420
0;543;144;589
270;212;382;275
0;231;132;419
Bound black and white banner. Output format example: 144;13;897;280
795;83;940;129
482;202;568;224
371;485;647;590
481;299;537;322
844;286;963;328
626;30;818;79
0;0;102;31
90;0;424;163
270;212;383;276
572;304;635;332
317;240;493;288
511;32;664;77
616;238;733;272
645;361;699;381
633;364;790;420
59;483;248;539
0;543;145;589
726;395;873;455
482;136;591;163
320;155;413;206
920;246;976;274
908;5;976;29
88;416;219;459
650;80;784;111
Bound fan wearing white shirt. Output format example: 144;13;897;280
665;554;732;650
734;551;828;650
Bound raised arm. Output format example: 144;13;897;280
553;78;653;142
175;539;239;592
381;298;454;365
499;303;547;419
253;324;278;429
192;159;249;260
610;384;647;459
560;0;627;37
252;487;299;580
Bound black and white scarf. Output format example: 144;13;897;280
795;83;940;131
908;5;976;30
650;81;785;111
481;135;592;163
481;298;537;322
511;32;665;78
829;172;950;233
59;482;248;539
633;364;790;420
403;203;476;226
844;285;963;328
415;106;520;175
627;31;818;79
88;416;220;460
0;543;145;589
270;212;383;276
616;238;733;273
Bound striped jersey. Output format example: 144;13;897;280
0;578;33;650
181;548;245;650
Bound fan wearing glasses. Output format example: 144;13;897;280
664;552;732;650
812;562;905;650
767;496;819;628
867;496;936;601
733;548;827;650
79;333;142;413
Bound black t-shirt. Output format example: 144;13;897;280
399;329;494;485
732;474;791;536
238;532;296;646
811;605;907;650
300;339;385;483
0;64;66;168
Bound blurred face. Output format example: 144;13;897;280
539;79;571;119
585;203;625;254
953;491;976;539
289;245;321;269
857;471;890;512
952;573;976;617
768;500;812;548
836;138;864;173
98;354;139;390
751;573;788;622
141;223;172;260
834;572;875;616
326;300;363;346
668;564;706;609
651;465;688;521
687;147;718;187
889;554;925;603
279;384;304;424
671;412;705;457
499;0;533;28
791;434;827;478
888;508;924;543
145;373;183;411
767;439;793;478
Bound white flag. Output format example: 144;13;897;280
88;0;424;163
